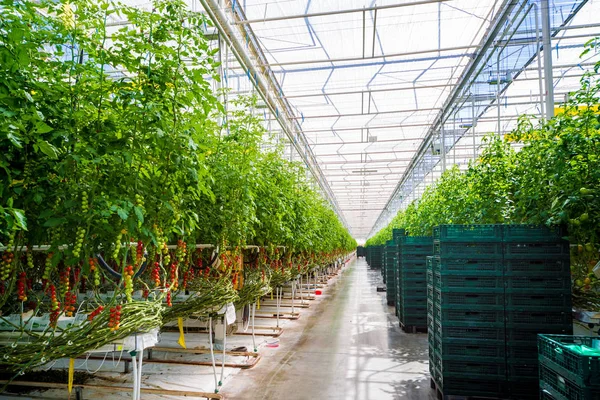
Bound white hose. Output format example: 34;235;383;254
291;280;295;315
275;287;280;328
251;302;257;352
219;315;226;386
131;354;138;400
208;316;218;393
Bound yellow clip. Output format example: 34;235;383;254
68;358;75;393
257;299;260;310
177;317;186;349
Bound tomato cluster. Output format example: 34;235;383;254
88;305;104;322
17;272;27;302
109;305;122;332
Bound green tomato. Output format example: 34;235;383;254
580;213;590;222
580;188;593;195
585;243;594;253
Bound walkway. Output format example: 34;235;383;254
221;258;433;400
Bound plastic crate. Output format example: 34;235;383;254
507;361;539;378
503;224;567;243
434;242;503;259
507;342;540;362
504;242;570;259
435;273;504;291
435;376;506;398
401;297;427;307
436;290;504;309
399;254;429;264
437;308;505;327
540;363;600;400
505;293;571;310
433;224;503;243
400;280;427;289
538;334;600;387
504;258;571;276
433;257;504;273
506;276;571;293
426;256;434;271
437;324;505;341
400;262;427;271
506;311;572;328
401;270;426;279
507;326;573;344
436;357;506;379
400;236;433;245
436;338;506;361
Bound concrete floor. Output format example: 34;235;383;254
221;257;434;400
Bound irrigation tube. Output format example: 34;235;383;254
219;316;226;387
136;351;143;400
275;287;281;329
208;317;218;393
131;354;138;400
291;280;295;315
251;302;257;352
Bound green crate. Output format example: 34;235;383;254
504;242;570;259
435;272;504;291
400;262;427;271
433;224;503;243
507;342;539;362
400;236;433;245
436;357;506;379
433;256;503;273
506;310;572;328
401;297;427;308
436;324;505;341
505;276;571;292
435;376;506;398
437;309;505;327
503;224;567;243
401;279;427;288
538;335;600;388
400;254;429;264
505;293;571;310
507;327;573;344
436;338;506;361
401;270;426;279
426;256;434;270
540;363;600;400
504;259;571;276
507;361;539;379
434;241;503;259
435;290;504;309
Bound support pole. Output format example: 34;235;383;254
541;0;554;119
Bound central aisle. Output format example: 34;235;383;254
221;258;433;400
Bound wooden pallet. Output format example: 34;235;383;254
430;377;507;400
400;322;427;334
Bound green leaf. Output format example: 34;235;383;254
37;140;59;159
43;217;67;227
117;208;129;220
7;132;22;148
36;122;53;134
10;209;27;230
134;206;144;223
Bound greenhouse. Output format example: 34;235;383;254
0;0;599;399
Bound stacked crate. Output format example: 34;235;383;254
428;224;572;399
430;225;506;398
385;239;398;306
397;236;432;332
392;229;405;321
368;245;383;270
538;334;600;400
426;256;437;381
503;225;572;399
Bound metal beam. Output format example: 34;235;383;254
234;0;450;25
267;45;478;67
291;107;441;120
